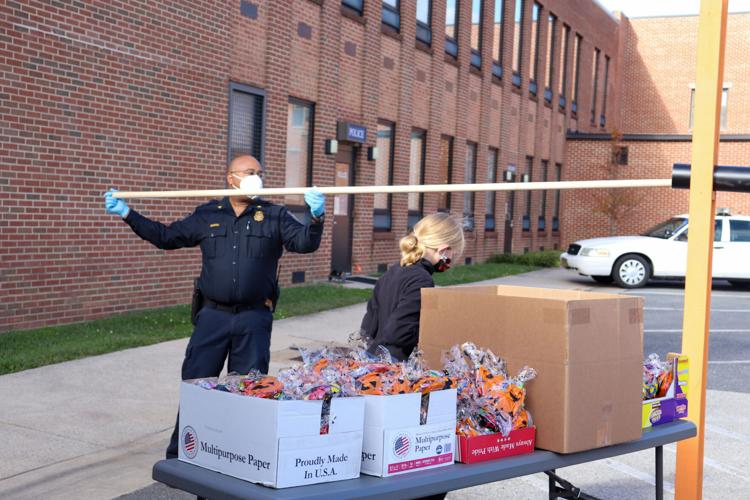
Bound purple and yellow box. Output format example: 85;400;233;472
642;353;688;429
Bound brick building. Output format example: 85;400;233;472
1;1;748;332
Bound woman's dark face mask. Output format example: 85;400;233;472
433;255;451;272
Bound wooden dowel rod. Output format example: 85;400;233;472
112;179;672;199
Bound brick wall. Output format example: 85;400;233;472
0;0;655;332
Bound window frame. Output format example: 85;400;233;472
591;47;600;125
408;129;427;229
544;13;557;103
438;135;454;213
523;155;534;231
492;0;505;78
445;0;460;57
538;159;548;231
284;97;315;212
464;141;478;231
529;2;541;95
382;0;401;31
342;0;364;15
374;120;396;232
470;0;483;68
227;82;267;165
553;162;562;231
572;33;582;113
416;0;432;45
512;0;525;87
558;24;570;108
601;54;610;127
485;147;499;231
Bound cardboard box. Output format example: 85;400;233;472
420;285;644;454
178;382;365;488
360;389;457;477
456;427;536;464
642;353;689;429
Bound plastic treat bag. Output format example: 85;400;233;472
444;343;536;437
643;353;670;400
192;377;218;390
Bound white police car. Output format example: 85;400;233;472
560;210;750;288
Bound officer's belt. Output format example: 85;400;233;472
203;298;272;313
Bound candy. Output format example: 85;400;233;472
443;342;536;437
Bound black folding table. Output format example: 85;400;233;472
152;419;695;500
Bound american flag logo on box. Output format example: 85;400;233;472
393;433;410;458
181;426;198;459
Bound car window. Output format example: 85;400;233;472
642;218;687;239
730;220;750;242
674;220;723;242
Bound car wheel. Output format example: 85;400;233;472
729;279;750;289
592;275;614;284
613;254;650;288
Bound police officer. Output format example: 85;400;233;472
104;155;325;458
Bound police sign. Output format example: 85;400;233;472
337;121;367;143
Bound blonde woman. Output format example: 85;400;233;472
360;212;465;361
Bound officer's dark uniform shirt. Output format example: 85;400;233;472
360;259;435;361
124;197;323;306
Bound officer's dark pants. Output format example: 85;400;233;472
166;306;272;458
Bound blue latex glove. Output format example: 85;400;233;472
304;187;326;217
104;189;130;218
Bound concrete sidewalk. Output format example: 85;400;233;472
1;268;748;499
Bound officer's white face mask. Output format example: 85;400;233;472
232;174;263;199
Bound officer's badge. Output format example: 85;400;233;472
253;210;265;222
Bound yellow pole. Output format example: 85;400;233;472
675;1;728;498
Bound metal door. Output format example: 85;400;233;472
331;144;356;277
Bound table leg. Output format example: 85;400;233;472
656;446;663;500
548;469;556;500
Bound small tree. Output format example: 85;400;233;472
592;130;645;235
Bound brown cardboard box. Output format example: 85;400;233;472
420;285;644;454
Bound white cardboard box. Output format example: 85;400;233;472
178;382;365;488
360;389;457;477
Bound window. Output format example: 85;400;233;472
409;130;426;229
485;148;499;231
538;159;548;231
512;0;524;87
470;0;483;68
674;220;723;242
285;98;313;208
730;220;750;242
374;122;395;231
591;48;600;125
544;14;556;102
438;136;454;212
417;0;432;44
523;156;533;231
464;142;477;230
492;0;505;78
572;33;582;113
601;55;610;127
558;24;570;108
228;83;265;163
342;0;364;15
383;0;400;30
529;2;541;95
690;87;728;130
553;163;561;231
445;0;459;57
